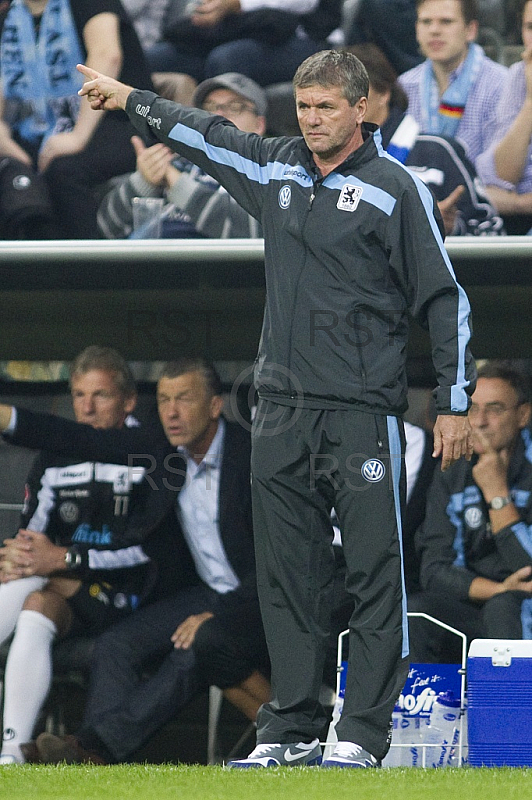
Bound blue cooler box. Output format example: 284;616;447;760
468;639;532;766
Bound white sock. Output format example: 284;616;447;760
0;577;48;645
1;609;57;763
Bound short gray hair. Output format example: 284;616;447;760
159;357;223;397
293;49;369;106
70;346;136;398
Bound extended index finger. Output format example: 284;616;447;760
76;63;99;81
76;65;102;97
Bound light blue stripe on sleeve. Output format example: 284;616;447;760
375;128;472;413
168;123;312;186
512;521;532;559
521;598;532;639
448;492;466;566
387;415;409;658
521;427;532;464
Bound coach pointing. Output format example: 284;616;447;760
76;52;475;768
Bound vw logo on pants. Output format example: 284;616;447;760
361;458;386;482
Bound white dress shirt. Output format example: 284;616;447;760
177;418;240;594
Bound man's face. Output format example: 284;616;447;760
202;88;266;134
71;369;136;430
416;0;477;69
295;84;367;164
156;371;223;456
468;377;531;455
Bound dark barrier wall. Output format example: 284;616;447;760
0;237;530;363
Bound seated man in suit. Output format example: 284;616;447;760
0;356;269;764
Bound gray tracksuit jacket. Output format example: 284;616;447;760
125;90;476;415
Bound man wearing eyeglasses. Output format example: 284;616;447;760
408;361;532;662
97;72;266;239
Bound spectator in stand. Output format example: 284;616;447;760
121;0;170;51
110;2;198;110
476;0;532;235
398;0;507;165
409;362;532;662
345;0;423;75
350;43;504;235
97;72;266;239
146;0;343;86
0;0;153;239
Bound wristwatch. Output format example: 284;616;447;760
64;546;82;569
489;495;512;510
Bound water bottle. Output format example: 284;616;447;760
383;705;422;767
407;716;427;767
322;686;344;760
423;691;461;768
448;699;468;767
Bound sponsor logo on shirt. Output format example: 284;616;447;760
59;501;80;524
278;185;291;209
464;506;483;529
57;466;92;483
282;167;312;183
72;524;113;545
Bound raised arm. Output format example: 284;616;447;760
493;48;532;186
78;63;271;225
38;17;126;172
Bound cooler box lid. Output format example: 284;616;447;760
468;639;532;661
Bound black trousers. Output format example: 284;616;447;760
79;584;268;761
251;400;409;761
408;590;527;663
80;585;217;761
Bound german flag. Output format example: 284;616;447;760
439;103;465;119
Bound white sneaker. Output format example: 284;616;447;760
227;739;322;768
321;741;380;768
0;753;21;765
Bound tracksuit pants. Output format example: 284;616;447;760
251;399;410;761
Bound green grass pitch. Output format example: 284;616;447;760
1;764;531;800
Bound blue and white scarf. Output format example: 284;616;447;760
420;42;484;139
0;0;83;146
386;113;420;164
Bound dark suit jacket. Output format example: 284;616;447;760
8;410;256;609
